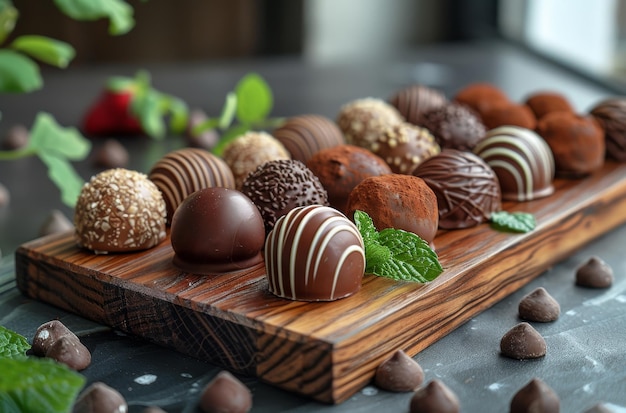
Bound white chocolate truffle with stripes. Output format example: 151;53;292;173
473;126;555;201
273;114;344;163
265;205;365;301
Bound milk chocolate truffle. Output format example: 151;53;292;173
590;97;626;161
73;382;128;413
170;187;265;274
74;168;167;254
510;378;560;413
409;380;460;413
222;131;290;189
273;114;344;163
525;91;575;119
537;112;605;177
413;149;501;229
346;174;439;247
336;98;404;148
421;103;487;151
500;322;546;359
518;287;560;322
374;350;424;392
473;126;555;201
45;335;91;371
241;159;329;233
575;256;614;288
480;103;537;130
200;371;252;413
92;138;129;169
306;144;392;213
453;82;509;117
32;320;77;356
389;84;448;126
265;205;365;301
149;147;235;223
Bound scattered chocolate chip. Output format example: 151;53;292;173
518;287;560;322
92;139;129;168
186;109;219;150
576;256;614;288
500;322;546;359
409;379;460;413
510;378;559;413
2;124;29;150
142;407;168;413
583;403;618;413
0;182;10;207
200;371;252;413
45;335;91;371
375;349;424;392
73;382;128;413
32;320;77;356
39;209;74;237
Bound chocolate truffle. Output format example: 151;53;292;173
149;147;236;223
374;350;424;392
170;187;265;274
74;168;167;254
306;144;392;214
413;149;501;229
473;126;555;201
73;382;128;413
518;287;560;322
336;98;404;148
39;210;74;237
265;205;365;301
536;112;605;177
525;91;575;119
92;138;129;169
273;114;344;163
2;124;29;150
241;159;329;233
222;131;291;189
575;256;614;288
32;320;77;356
590;97;626;162
45;335;91;371
346;174;439;247
453;82;509;117
480;103;537;130
200;371;252;413
500;322;546;359
409;380;460;413
389;84;448;126
421;103;487;151
584;403;617;413
510;378;560;413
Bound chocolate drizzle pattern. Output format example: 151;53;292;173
590;97;626;162
273;114;344;163
389;84;448;126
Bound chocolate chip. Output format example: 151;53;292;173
32;320;77;356
510;378;559;413
45;335;91;371
92;139;129;168
0;182;9;207
200;371;252;413
518;287;560;322
409;379;460;413
576;256;613;288
583;403;618;413
186;109;219;150
73;382;128;413
39;209;74;237
2;124;29;150
375;349;424;392
500;322;546;359
142;407;168;413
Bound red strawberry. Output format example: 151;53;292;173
82;84;143;136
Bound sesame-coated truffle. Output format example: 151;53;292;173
389;84;448;126
336;98;404;148
273;114;344;163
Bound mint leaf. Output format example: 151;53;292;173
0;357;85;413
28;112;91;160
53;0;135;35
490;211;536;233
0;2;18;44
39;152;86;207
219;92;238;129
0;49;42;93
235;73;273;124
9;35;75;68
353;210;379;242
0;326;31;358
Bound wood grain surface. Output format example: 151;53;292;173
14;161;626;404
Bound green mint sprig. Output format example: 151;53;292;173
354;210;443;283
490;211;536;233
0;325;31;358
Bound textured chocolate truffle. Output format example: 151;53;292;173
409;380;460;413
590;97;626;162
149;147;235;223
374;350;424;392
222;131;290;189
73;382;128;413
421;103;487;151
500;322;547;359
518;287;560;322
92;139;129;169
241;159;329;233
510;378;560;413
74;168;167;254
473;126;555;201
480;103;537;130
336;98;404;148
413;149;501;229
389;84;448;126
171;187;265;274
575;256;614;288
307;144;391;214
39;209;73;237
525;91;575;119
273;114;344;163
265;205;365;301
346;174;439;247
200;371;252;413
453;82;509;117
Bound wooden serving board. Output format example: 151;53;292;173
14;161;626;404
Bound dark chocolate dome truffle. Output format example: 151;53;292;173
265;205;365;301
421;102;487;151
336;98;404;148
306;144;392;214
510;378;560;413
413;149;501;229
473;126;555;201
149;148;236;223
409;380;460;413
170;187;265;274
273;114;344;163
525;91;575;119
389;84;448;126
241;159;329;233
590;97;626;162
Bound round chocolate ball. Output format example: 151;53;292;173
480;103;537;130
336;98;404;148
590;97;626;162
170;187;265;274
389;84;448;126
453;82;509;117
525;91;575;120
372;122;440;174
421;103;487;152
272;114;344;163
265;205;365;301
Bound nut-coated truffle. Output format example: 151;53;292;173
273;114;344;163
336;98;404;148
389;84;448;126
590;97;626;162
421;103;487;151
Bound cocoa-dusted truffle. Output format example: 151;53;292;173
525;91;575;119
575;256;614;288
265;205;365;301
336;97;404;148
473;126;555;201
74;168;167;254
480;103;537;130
500;322;546;359
346;174;438;247
149;147;235;223
409;380;460;413
421;102;487;151
413;149;501;229
171;187;265;274
453;82;509;117
307;144;392;214
73;382;128;413
374;350;424;392
241;159;329;233
200;371;252;413
389;84;448;126
92;138;129;169
273;114;344;163
518;287;560;322
222;131;290;189
510;378;560;413
590;97;626;162
537;112;605;177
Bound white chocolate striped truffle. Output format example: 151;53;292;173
273;114;344;163
473;126;555;201
265;205;365;301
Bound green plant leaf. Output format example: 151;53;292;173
0;1;18;44
9;35;75;68
219;92;238;129
490;211;536;233
166;96;189;134
235;73;273;124
0;326;31;358
38;152;86;207
132;90;165;139
27;112;91;160
353;210;379;243
0;49;42;93
53;0;135;35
